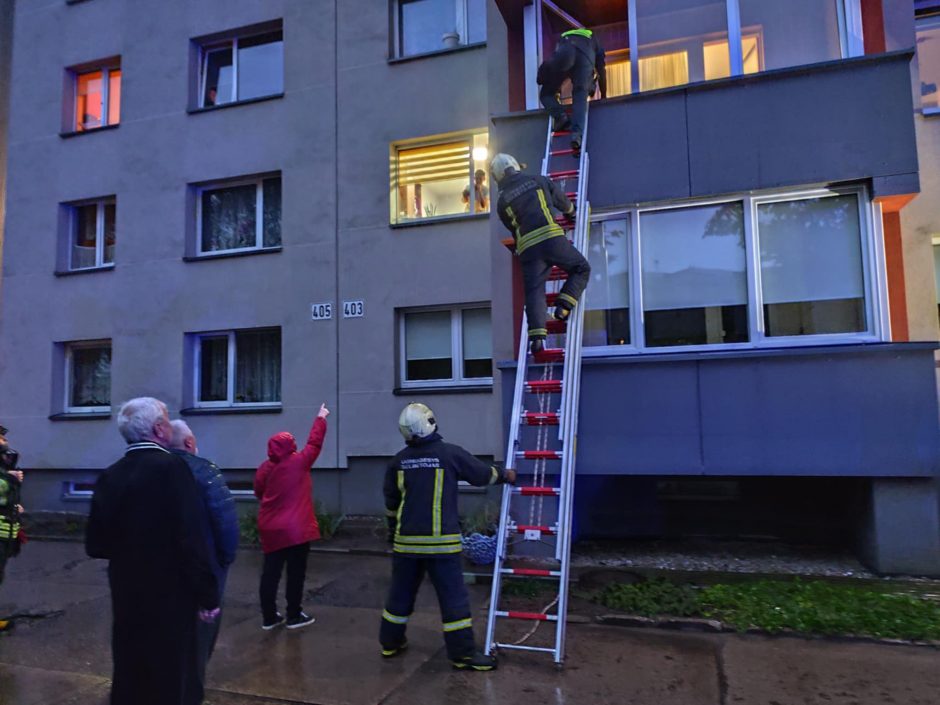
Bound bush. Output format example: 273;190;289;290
238;512;260;545
315;501;344;539
597;579;700;617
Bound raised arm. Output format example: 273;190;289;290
298;404;329;466
450;445;515;487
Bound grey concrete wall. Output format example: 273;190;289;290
0;0;500;515
0;0;12;288
858;478;940;575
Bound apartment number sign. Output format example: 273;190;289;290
311;302;333;320
343;300;364;318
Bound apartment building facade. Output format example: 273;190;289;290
0;0;938;573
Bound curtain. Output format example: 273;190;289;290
262;177;282;247
640;51;689;91
199;336;229;402
236;330;281;403
201;184;257;251
71;346;111;407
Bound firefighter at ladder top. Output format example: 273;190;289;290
492;153;591;355
380;403;516;671
537;27;607;153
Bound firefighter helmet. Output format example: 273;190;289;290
398;403;438;442
490;153;522;183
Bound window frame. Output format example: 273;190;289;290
391;0;487;59
195;175;281;256
197;29;284;109
399;304;493;389
193;328;282;409
917;13;940;116
64;340;112;414
72;64;120;132
582;184;884;358
68;197;116;271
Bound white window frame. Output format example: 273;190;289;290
391;130;489;224
193;329;282;408
399;304;493;388
63;481;96;499
392;0;486;58
198;30;284;108
582;184;885;358
69;198;115;271
195;176;280;256
74;66;119;131
64;340;112;414
917;14;940;116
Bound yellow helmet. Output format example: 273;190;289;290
490;153;522;183
398;403;438;441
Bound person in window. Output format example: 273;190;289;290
205;86;217;107
537;27;607;153
491;153;590;355
462;170;490;212
254;403;329;631
380;403;515;671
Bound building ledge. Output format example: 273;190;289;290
183;246;282;263
54;265;115;277
390;212;489;230
49;412;112;421
388;42;485;65
180;405;283;416
187;93;284;115
59;124;119;139
394;385;493;396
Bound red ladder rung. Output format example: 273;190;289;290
516;449;562;460
524;379;562;393
547;266;568;281
522;412;559;426
501;568;561;577
550;148;577;157
545;292;559;306
548;169;579;179
513;486;561;496
552;130;572;137
533;348;565;363
546;319;567;334
497;611;559;622
514;524;557;535
565;192;577;199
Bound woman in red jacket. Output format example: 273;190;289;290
254;403;329;630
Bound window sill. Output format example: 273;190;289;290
49;411;112;421
394;384;492;396
55;265;115;277
183;246;282;262
922;107;940;117
388;41;486;65
180;405;283;416
187;93;285;115
391;212;489;230
60;124;119;139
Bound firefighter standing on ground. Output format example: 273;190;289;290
492;153;591;355
380;403;516;671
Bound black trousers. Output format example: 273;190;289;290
259;542;309;622
520;235;591;339
380;553;476;661
539;41;595;139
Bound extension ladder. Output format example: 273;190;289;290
484;108;590;665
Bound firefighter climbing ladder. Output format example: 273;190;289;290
484;108;590;666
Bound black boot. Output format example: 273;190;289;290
553;305;571;322
452;651;498;671
571;132;582;153
553;115;572;133
529;337;545;355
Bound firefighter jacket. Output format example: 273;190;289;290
496;171;575;255
384;433;505;555
0;471;20;550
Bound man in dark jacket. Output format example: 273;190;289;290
86;397;219;705
170;420;239;705
538;27;607;152
492;153;591;355
380;403;516;671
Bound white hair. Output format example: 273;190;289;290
169;419;194;450
117;397;168;443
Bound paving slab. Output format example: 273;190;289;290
0;664;108;705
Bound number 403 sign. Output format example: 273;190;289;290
310;301;364;321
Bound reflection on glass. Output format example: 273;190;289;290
466;0;487;45
72;204;98;270
738;0;841;72
203;48;234;106
401;0;457;56
201;184;257;252
108;70;121;125
104;203;116;264
462;308;492;378
758;195;865;336
71;345;111;408
262;178;282;248
406;311;453;380
76;71;103;130
641;202;748;347
237;32;284;101
917;17;940;111
235;329;281;403
584;219;630;347
200;336;229;402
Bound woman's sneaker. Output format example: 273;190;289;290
451;651;498;671
262;613;284;631
286;612;316;629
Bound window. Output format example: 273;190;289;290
198;29;283;108
401;306;492;387
581;186;878;353
737;0;844;73
394;0;486;58
65;341;111;412
72;62;121;131
196;175;281;254
933;242;940;327
917;14;940;113
194;329;281;407
68;198;115;270
392;132;489;223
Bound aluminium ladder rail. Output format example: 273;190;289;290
484;108;590;665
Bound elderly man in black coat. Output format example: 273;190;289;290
86;397;219;705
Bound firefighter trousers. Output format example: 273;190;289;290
380;553;476;660
520;235;591;340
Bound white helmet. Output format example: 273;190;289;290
490;153;521;183
398;403;438;442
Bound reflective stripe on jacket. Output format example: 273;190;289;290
496;172;574;255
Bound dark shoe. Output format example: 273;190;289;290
286;612;316;630
262;613;284;631
381;640;409;658
570;133;582;153
452;651;498;671
553;305;571;322
553;116;572;133
529;338;545;355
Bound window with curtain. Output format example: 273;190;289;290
396;0;486;58
392;132;489;223
196;328;281;406
73;62;121;132
758;195;866;337
198;175;281;254
67;342;111;411
402;306;492;386
917;14;940;112
69;198;116;270
584;218;631;347
198;28;283;108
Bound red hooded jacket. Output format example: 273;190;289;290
254;417;326;553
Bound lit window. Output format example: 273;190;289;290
703;34;762;80
195;329;281;407
395;0;486;58
72;63;120;131
65;341;111;412
196;175;281;254
198;29;283;108
68;199;115;270
401;306;492;386
917;15;940;112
